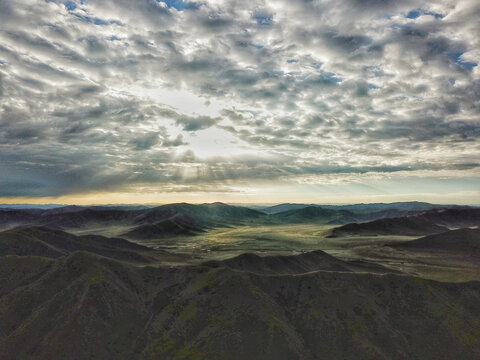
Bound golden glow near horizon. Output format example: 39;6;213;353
1;188;479;206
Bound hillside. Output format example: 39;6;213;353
0;203;267;237
203;250;398;275
330;217;448;237
262;201;443;215
261;203;316;214
330;208;480;237
1;250;480;359
270;206;357;224
122;214;205;239
0;226;162;264
136;202;266;227
392;228;480;252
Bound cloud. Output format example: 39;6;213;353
176;115;221;131
0;0;478;198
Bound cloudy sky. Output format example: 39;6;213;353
0;0;479;205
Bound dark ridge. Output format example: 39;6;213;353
203;250;398;275
330;217;448;237
0;226;157;263
392;227;480;252
0;203;267;234
1;252;480;359
262;201;445;215
271;206;358;224
122;214;205;239
261;203;317;214
330;208;480;237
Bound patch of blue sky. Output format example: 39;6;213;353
253;44;264;49
156;0;197;11
64;1;76;10
363;66;383;77
323;72;342;83
407;9;444;19
72;13;121;26
446;51;478;71
252;13;273;26
368;83;379;89
311;63;341;83
108;36;121;41
287;59;298;63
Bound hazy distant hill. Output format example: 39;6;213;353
1;248;480;359
270;206;357;224
263;202;458;225
261;203;318;214
330;208;480;237
135;202;265;227
261;201;445;215
392;228;480;253
0;203;267;238
322;201;445;212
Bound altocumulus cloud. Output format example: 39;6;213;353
0;0;479;198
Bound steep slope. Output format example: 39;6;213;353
1;252;480;359
393;228;480;252
0;252;152;359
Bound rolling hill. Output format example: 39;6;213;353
270;206;357;224
0;202;267;238
203;250;398;275
0;226;166;264
261;201;445;215
1;248;480;359
330;208;480;237
392;228;480;253
122;214;205;239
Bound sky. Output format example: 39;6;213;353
0;0;479;205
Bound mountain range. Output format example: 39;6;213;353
1;202;473;241
1;202;480;359
1;241;480;359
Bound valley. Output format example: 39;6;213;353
1;201;480;359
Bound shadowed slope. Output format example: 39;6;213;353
0;226;158;263
330;208;480;237
0;203;267;238
203;250;397;275
271;206;357;224
1;252;480;359
122;214;205;239
392;228;480;253
330;217;447;237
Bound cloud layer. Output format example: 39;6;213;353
0;0;479;201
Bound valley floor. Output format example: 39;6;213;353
70;223;480;283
